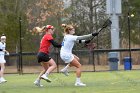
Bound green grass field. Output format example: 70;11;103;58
0;70;140;93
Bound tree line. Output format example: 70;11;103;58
0;0;139;53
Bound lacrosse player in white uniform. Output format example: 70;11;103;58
60;24;98;86
0;35;9;84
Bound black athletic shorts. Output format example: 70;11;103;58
37;52;51;63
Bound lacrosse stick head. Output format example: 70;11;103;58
102;19;112;28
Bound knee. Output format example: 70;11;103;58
53;63;57;69
77;64;82;68
77;58;80;62
75;56;80;61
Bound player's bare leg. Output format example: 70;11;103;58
0;63;7;84
70;58;86;86
60;54;79;76
41;59;57;82
60;63;70;76
34;62;49;87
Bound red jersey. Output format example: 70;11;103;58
39;34;53;54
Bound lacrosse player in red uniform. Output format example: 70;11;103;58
34;25;61;87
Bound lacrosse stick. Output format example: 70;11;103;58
85;19;112;49
90;19;112;41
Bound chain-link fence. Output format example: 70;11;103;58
4;48;140;74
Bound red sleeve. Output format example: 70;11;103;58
45;34;53;40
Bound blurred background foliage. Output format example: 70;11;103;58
0;0;139;53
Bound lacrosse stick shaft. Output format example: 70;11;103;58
90;19;112;41
90;27;105;41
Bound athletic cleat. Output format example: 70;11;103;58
0;79;7;84
60;69;69;76
34;81;43;87
75;82;86;87
41;74;51;83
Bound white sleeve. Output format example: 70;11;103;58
76;34;92;40
69;35;78;41
0;43;2;49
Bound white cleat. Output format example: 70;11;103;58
41;74;51;83
75;82;86;87
34;81;43;87
60;69;69;76
0;79;7;84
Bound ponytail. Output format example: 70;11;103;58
61;24;75;34
32;26;46;34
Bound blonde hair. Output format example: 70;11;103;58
32;25;54;34
33;26;46;33
61;23;77;34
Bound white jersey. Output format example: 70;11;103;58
60;35;78;54
0;42;6;55
0;42;6;63
60;35;78;63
